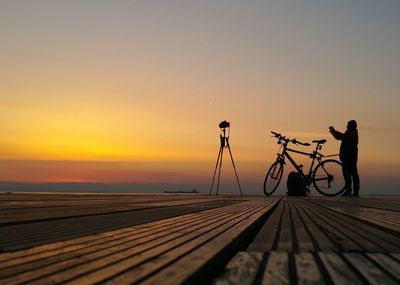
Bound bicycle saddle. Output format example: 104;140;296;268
312;139;327;144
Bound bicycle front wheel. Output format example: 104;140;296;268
312;159;345;196
263;161;284;196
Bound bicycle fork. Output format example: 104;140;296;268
271;158;285;180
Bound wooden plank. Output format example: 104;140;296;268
0;204;232;271
0;202;256;284
0;215;225;281
277;199;293;252
0;196;226;211
137;201;278;285
292;200;335;252
306;197;400;212
288;199;314;252
367;253;400;281
0;197;232;224
0;194;176;210
0;198;239;263
303;201;400;253
9;201;263;284
329;206;400;225
300;201;385;252
247;198;285;252
294;252;326;285
296;202;363;252
306;198;400;233
318;252;363;285
72;201;273;285
261;251;289;285
329;208;400;233
390;253;400;262
212;251;263;285
1;195;400;285
344;253;398;285
0;199;243;251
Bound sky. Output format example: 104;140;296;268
1;1;399;194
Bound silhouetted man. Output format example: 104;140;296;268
329;120;360;197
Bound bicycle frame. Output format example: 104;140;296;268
276;142;323;185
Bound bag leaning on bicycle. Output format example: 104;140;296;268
286;171;309;196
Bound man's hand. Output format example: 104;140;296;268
329;126;335;132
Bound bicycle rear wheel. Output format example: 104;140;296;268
263;161;284;196
312;159;345;196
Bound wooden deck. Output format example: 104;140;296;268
0;193;399;284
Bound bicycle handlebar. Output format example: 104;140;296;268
271;131;280;137
270;131;310;146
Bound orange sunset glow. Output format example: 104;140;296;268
1;1;399;195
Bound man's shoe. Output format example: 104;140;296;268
341;192;351;197
353;192;359;197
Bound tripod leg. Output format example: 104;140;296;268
227;143;243;196
209;147;223;195
216;147;224;196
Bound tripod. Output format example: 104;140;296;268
209;123;243;196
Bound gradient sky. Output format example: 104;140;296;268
1;1;399;194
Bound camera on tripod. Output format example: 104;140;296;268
218;120;230;129
209;120;242;196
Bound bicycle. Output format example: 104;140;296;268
263;131;345;196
